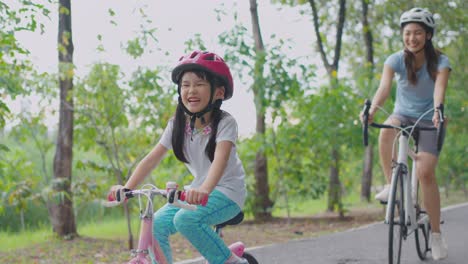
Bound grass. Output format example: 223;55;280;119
78;218;140;240
1;229;54;252
0;217;140;252
272;190;382;217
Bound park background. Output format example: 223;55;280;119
1;0;466;263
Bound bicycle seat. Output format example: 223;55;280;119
215;211;244;229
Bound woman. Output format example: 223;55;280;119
361;8;450;260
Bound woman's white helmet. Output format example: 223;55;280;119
399;8;435;29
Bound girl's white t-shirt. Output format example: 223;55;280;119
159;113;247;209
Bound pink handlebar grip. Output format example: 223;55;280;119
107;192;115;202
179;191;208;206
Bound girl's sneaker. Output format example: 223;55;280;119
431;232;448;260
225;254;248;264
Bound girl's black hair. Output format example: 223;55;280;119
171;70;226;163
402;22;441;85
172;103;188;163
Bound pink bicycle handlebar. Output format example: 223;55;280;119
103;183;208;209
179;191;208;206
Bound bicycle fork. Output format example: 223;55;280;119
385;135;409;225
385;134;418;232
130;202;168;264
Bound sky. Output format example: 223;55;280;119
9;0;320;137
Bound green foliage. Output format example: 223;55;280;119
0;111;54;223
0;1;50;126
1;0;466;233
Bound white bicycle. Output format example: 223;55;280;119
362;99;445;264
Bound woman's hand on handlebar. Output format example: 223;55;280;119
360;110;375;125
432;111;441;128
360;101;376;125
432;104;446;128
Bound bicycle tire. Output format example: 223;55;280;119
389;165;405;264
415;181;431;260
242;252;259;264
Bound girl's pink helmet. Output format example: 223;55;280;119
171;50;234;100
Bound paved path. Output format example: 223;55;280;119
177;202;468;264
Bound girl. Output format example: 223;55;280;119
110;50;248;264
361;8;450;260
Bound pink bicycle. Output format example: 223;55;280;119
104;182;258;264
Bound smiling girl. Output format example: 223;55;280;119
110;50;248;264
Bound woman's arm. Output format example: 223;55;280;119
186;140;232;204
370;65;395;116
433;68;450;127
360;64;394;124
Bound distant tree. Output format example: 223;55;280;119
276;0;348;216
359;0;374;202
307;0;347;215
248;0;274;220
47;0;77;238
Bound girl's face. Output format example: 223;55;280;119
402;23;431;53
180;72;224;113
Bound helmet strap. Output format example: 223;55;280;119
178;96;222;141
177;75;225;140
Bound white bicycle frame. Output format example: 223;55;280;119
385;132;421;233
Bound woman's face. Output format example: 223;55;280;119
402;23;431;53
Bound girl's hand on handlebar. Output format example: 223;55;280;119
108;185;125;203
185;188;209;205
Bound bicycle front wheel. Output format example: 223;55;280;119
414;181;431;260
389;165;405;264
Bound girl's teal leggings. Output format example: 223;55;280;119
152;189;241;264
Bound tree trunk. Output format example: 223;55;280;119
249;0;273;220
360;0;375;202
327;147;343;218
48;0;77;238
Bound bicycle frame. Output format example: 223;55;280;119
131;193;168;264
104;184;195;264
384;131;420;234
362;99;444;263
105;183;257;264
